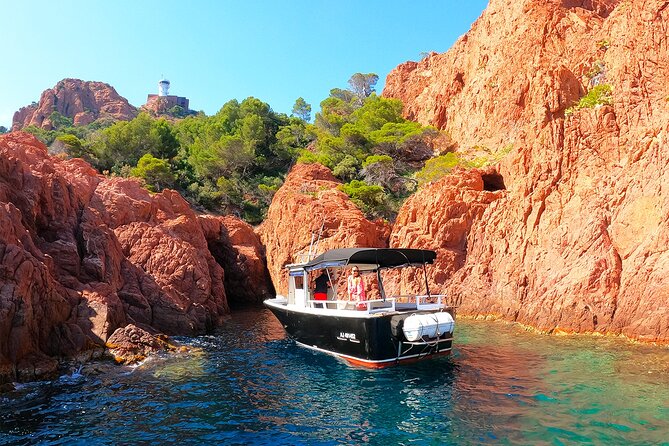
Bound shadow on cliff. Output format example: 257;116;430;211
205;225;276;310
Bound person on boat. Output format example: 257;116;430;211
347;267;366;303
313;271;330;305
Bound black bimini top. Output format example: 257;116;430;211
300;248;436;271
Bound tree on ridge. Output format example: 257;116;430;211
292;97;312;122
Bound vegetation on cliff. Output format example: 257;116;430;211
298;74;442;219
21;73;444;223
565;84;614;117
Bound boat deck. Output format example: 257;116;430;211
266;295;456;318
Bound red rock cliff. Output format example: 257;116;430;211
12;78;137;130
257;163;389;296
384;0;669;341
0;132;266;382
200;214;275;307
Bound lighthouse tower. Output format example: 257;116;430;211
146;77;189;113
158;78;170;96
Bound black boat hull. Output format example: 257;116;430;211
265;302;453;367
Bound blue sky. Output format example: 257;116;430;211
1;0;488;128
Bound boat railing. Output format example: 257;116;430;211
306;298;396;313
304;292;454;313
389;294;451;309
302;294;452;313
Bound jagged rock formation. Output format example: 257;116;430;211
257;163;389;296
383;0;669;341
383;168;505;297
200;214;275;307
0;132;271;382
12;78;137;130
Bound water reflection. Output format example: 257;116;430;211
1;310;669;445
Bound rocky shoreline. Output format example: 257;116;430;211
0;132;272;383
3;0;669;383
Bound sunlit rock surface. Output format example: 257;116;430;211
384;0;669;341
12;78;137;130
0;133;230;382
257;163;389;296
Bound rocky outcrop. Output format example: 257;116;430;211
106;324;178;365
12;78;137;130
384;169;505;297
141;95;192;118
93;179;229;334
0;132;234;383
384;0;669;341
257;163;389;296
199;215;275;307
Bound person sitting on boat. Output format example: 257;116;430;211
347;267;366;306
313;271;330;306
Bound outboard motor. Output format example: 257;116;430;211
402;312;455;342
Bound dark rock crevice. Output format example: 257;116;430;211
481;171;506;191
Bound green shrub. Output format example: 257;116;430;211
55;134;88;158
49;111;73;130
22;125;57;144
578;84;613;108
362;154;393;168
296;149;319;164
415;153;463;185
339;180;387;217
131;153;175;192
565;84;613;116
168;105;187;118
467;144;513;169
332;155;360;181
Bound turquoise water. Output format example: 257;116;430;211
1;309;668;445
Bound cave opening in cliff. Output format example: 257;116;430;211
481;171;506;191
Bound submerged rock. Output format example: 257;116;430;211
106;324;177;365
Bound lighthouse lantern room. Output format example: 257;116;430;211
158;78;170;96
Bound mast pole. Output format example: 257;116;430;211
377;267;386;301
423;263;431;298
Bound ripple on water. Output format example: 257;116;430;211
1;310;669;445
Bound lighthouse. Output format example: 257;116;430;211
145;77;190;115
158;78;170;96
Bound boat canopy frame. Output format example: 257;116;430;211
297;248;436;272
287;248;437;303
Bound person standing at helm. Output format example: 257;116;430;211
347;267;366;301
314;271;330;301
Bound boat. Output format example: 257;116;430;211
264;247;456;368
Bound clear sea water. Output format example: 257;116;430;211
1;308;668;445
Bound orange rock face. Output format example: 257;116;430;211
0;132;232;382
384;0;669;341
257;163;389;296
384;169;505;297
12;78;137;130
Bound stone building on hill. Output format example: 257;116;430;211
144;78;190;116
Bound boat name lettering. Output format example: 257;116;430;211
339;332;356;340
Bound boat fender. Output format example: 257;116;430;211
390;315;408;339
402;312;455;342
